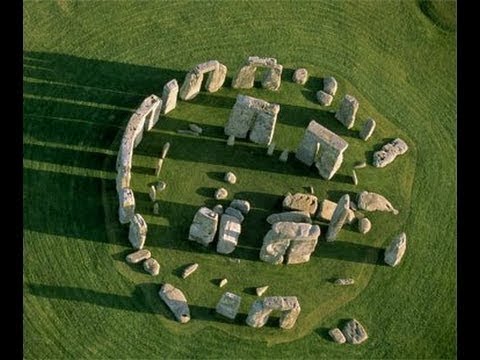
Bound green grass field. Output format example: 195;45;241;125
23;0;456;358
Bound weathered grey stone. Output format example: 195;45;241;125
325;194;350;241
143;258;160;276
354;161;367;169
177;129;199;136
119;188;135;224
189;123;203;134
246;296;300;329
156;181;167;192
139;95;163;132
357;191;399;214
188;207;219;246
216;292;242;320
342;319;368;344
308;186;315;194
358;217;371;234
334;278;355;286
262;64;283;91
316;90;333;106
335;95;359;129
158;283;190;323
266;211;312;225
182;263;199;279
129;213;147;249
279;149;289;162
225;207;245;223
293;68;308;85
125;249;151;264
256;286;269;296
231;64;256;89
316;199;355;225
215;187;228;200
260;222;320;265
384;232;407;267
179;60;227;100
295;120;349;180
149;185;156;202
225;95;280;146
153;202;160;215
224;171;237;184
219;278;228;288
217;214;241;254
230;199;251;214
323;77;338;96
329;328;346;344
155;158;164;177
161;142;170;159
350;201;357;211
205;63;227;93
232;56;282;90
359;118;376;141
372;138;408;168
212;204;224;215
352;169;358;185
161;79;178;114
227;135;235;146
283;193;318;215
267;142;276;155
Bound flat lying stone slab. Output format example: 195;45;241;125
373;138;408;168
188;207;219;246
329;328;346;343
158;283;190;323
182;263;199;279
125;249;151;264
143;258;160;276
225;206;244;223
357;191;398;215
217;214;241;254
216;292;242;320
342;319;368;344
266;211;312;225
334;278;355;286
316;199;355;224
283;193;318;215
230;199;251;214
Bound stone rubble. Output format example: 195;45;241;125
373;138;408;168
158;283;190;323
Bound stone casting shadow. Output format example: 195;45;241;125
300;75;325;104
314;240;385;265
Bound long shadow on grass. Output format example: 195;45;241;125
314;240;385;265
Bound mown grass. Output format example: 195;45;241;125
23;1;455;358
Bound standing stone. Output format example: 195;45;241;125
358;217;371;234
227;135;235;146
219;278;228;288
119;188;135;224
141;95;163;132
161;142;171;159
232;56;283;91
149;185;156;202
225;207;245;223
189;124;203;134
156;181;167;192
316;199;355;225
161;79;178;114
292;68;309;85
153;202;160;215
212;204;224;215
182;263;199;279
230;199;251;214
224;171;237;184
155;158;164;177
384;232;407;266
262;64;283;91
335;95;359;129
279;149;289;162
256;286;269;296
334;278;355;286
354;161;367;169
323;77;338;96
158;283;190;323
246;296;301;329
359;118;376;141
372;138;408;168
308;186;314;194
217;214;241;254
352;169;358;185
215;187;228;200
325;194;350;241
143;258;160;276
316;90;333;106
283;193;318;215
216;292;242;320
329;328;346;344
266;211;312;225
267;142;276;155
179;61;226;100
357;191;399;214
205;63;228;92
188;207;219;246
128;213;147;249
342;319;368;344
126;249;151;264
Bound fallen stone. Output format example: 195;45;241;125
212;204;224;215
182;263;199;279
323;76;338;96
230;199;251;214
158;283;190;323
335;95;359;129
358;217;371;234
292;68;308;85
224;171;237;184
373;138;408;168
342;319;368;344
128;213;147;249
316;90;333;106
350;201;357;211
308;186;315;194
155;158;164;177
384;232;407;266
177;129;199;136
225;207;245;223
153;202;160;215
161;142;170;159
316;199;355;225
359;118;376;141
161;79;178;114
267;142;276;155
279;149;289;162
216;292;242;320
354;161;367;169
188;207;219;246
352;170;358;185
325;194;350;241
329;328;346;344
119;188;135;224
357;191;399;214
143;258;160;276
126;249;151;264
334;278;355;286
227;135;235;146
189;123;203;134
256;286;269;296
217;214;241;254
246;296;300;329
149;185;156;202
283;193;318;215
266;211;312;225
219;278;228;288
215;187;228;200
156;181;167;192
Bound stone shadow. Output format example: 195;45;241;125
300;75;324;105
315;327;333;341
313;240;385;265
